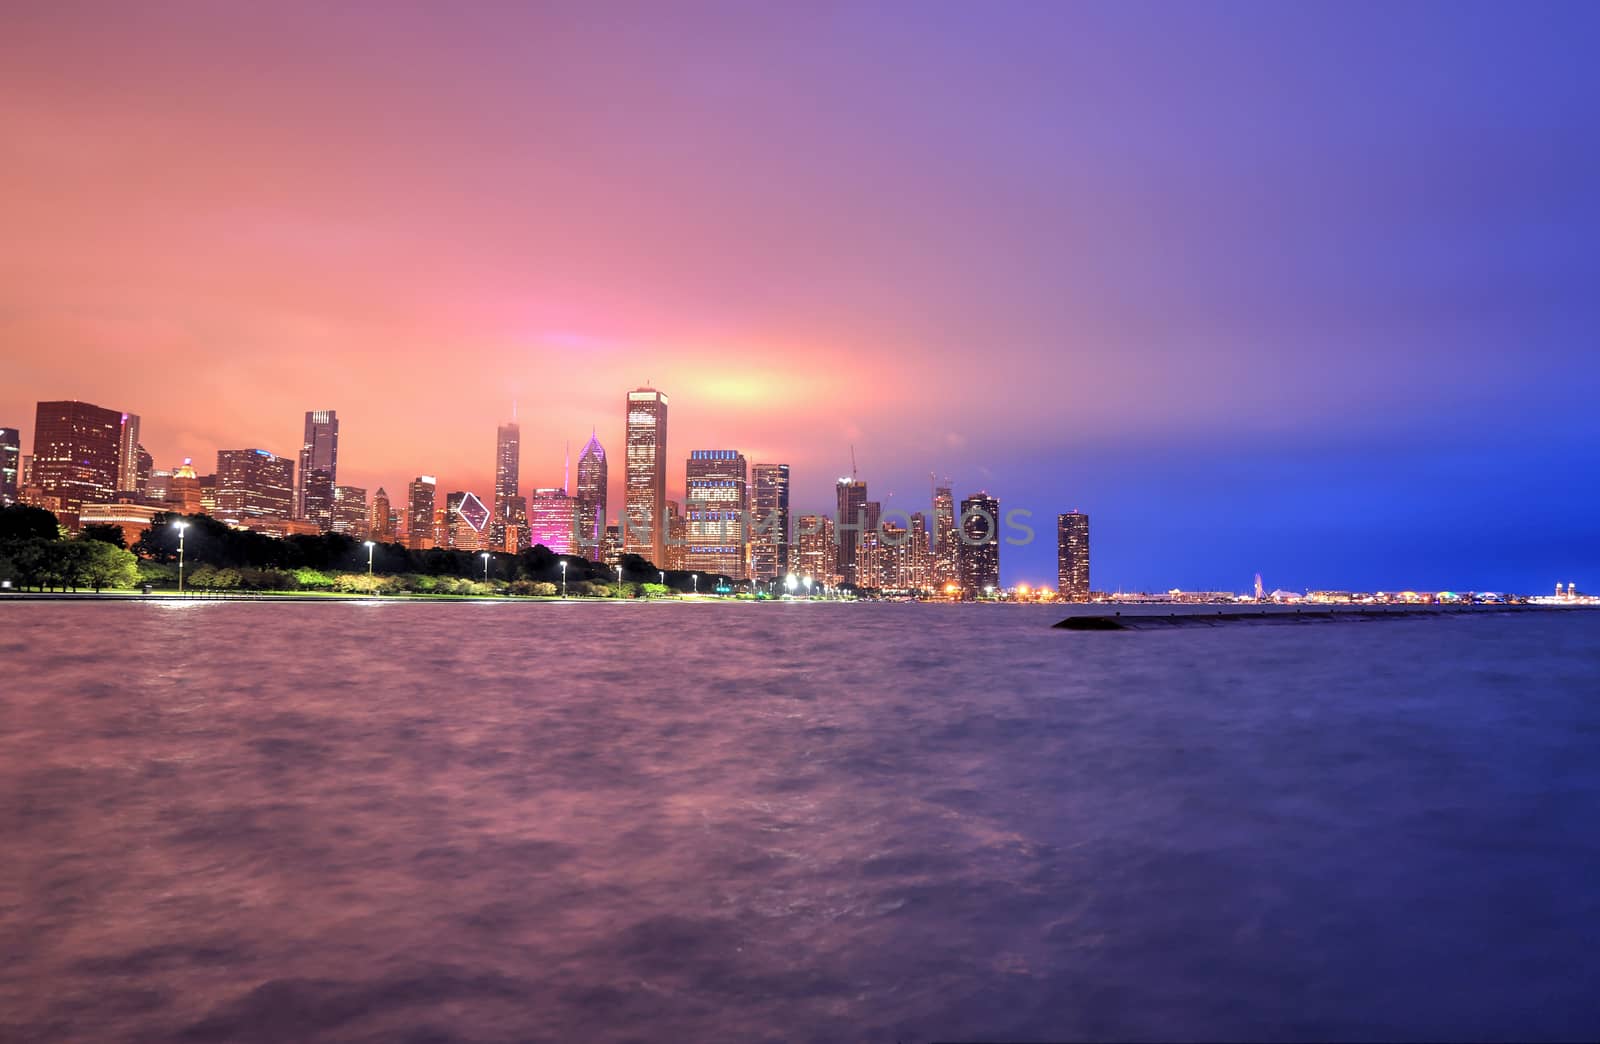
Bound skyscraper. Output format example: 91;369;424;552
932;482;958;587
748;463;790;580
835;477;868;587
576;430;607;559
685;450;748;578
446;491;490;551
370;487;394;542
1057;512;1090;601
624;387;668;564
295;409;339;526
31;400;123;515
215;449;295;519
664;500;687;571
145;467;172;503
505;494;528;553
116;412;141;492
490;421;520;553
407;476;437;550
958;492;1001;597
529;487;580;554
904;513;935;594
332;485;369;536
134;445;152;495
795;515;836;584
0;427;19;506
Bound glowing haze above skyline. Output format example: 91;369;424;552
3;1;1597;591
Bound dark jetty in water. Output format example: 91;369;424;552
1054;607;1566;630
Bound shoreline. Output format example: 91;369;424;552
1;591;1594;613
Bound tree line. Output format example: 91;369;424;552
1;505;735;596
0;505;140;592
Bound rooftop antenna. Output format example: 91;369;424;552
563;441;570;494
850;444;858;480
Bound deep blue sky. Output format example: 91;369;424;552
4;1;1597;592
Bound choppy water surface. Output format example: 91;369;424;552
2;601;1598;1042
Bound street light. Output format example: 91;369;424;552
481;551;491;583
560;559;568;598
659;570;665;587
785;572;798;596
172;520;188;595
984;584;995;600
692;573;698;595
364;540;375;575
803;576;813;595
615;563;623;597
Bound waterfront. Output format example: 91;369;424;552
2;602;1598;1042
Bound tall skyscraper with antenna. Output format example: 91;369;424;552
491;418;520;552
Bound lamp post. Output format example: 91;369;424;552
615;563;623;597
364;540;375;575
785;572;798;597
692;573;698;595
560;560;568;598
803;576;813;597
481;552;491;583
659;570;665;588
172;520;188;595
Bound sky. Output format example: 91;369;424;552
3;1;1597;592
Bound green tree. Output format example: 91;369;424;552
11;539;51;590
79;540;139;592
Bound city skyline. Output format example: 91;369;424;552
3;4;1596;592
2;385;1591;595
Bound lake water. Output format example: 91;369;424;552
2;601;1598;1042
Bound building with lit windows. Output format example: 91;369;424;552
145;467;172;504
370;487;394;542
407;476;437;550
685;450;747;578
664;500;687;570
504;494;528;553
623;387;668;564
748;463;790;580
133;445;152;495
490;420;520;552
529;487;580;554
0;427;19;506
958;492;1001;597
166;458;204;514
576;430;607;559
77;501;164;547
332;485;368;536
116;413;141;493
1057;512;1090;600
795;514;836;584
295;409;338;526
215;449;294;520
31;399;123;516
446;491;490;551
932;482;958;588
835;478;867;586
